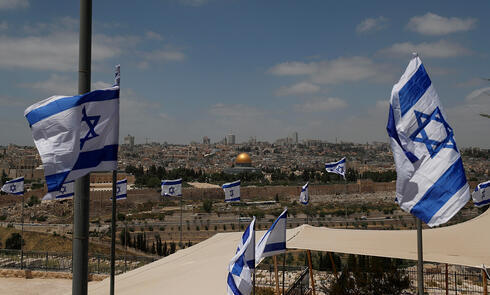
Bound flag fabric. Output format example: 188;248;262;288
255;208;287;263
115;178;127;200
325;157;346;179
24;70;120;193
223;180;240;202
472;180;489;207
387;55;469;227
227;218;255;295
43;180;75;201
1;177;24;195
161;179;182;197
299;182;309;205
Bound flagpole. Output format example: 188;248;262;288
416;217;424;295
110;170;117;295
273;256;280;295
179;195;183;247
282;252;286;295
73;0;92;294
252;219;256;295
21;194;24;270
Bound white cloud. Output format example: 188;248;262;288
275;82;320;96
465;87;490;101
20;75;115;95
407;13;477;36
0;0;28;10
269;56;394;85
379;40;471;59
0;30;136;71
145;31;164;41
138;48;186;69
356;16;388;33
295;97;348;112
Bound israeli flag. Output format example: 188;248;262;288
161;179;182;197
227;218;255;295
1;177;24;195
325;157;346;179
255;208;287;263
223;180;240;202
472;180;489;208
116;178;127;200
24;69;120;193
43;181;75;201
387;54;469;227
299;182;309;205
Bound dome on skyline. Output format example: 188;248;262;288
235;153;252;165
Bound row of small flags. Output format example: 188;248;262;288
228;208;287;295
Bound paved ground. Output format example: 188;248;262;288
0;278;96;295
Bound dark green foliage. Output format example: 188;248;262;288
5;233;24;250
202;199;213;213
27;195;40;207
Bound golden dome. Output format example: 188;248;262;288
236;152;252;164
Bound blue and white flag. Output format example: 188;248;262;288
387;55;469;227
255;208;287;263
1;177;24;195
227;218;255;295
24;69;120;193
223;180;240;202
325;157;346;179
472;180;489;208
115;178;127;200
161;179;182;197
43;181;75;201
299;182;309;205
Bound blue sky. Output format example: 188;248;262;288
0;0;489;147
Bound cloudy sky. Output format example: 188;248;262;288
0;0;489;147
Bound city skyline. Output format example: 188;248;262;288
0;0;489;148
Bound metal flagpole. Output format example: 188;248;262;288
124;221;127;273
180;196;183;247
110;170;117;295
21;194;24;269
73;1;92;294
416;218;424;295
252;219;255;295
273;256;280;295
282;252;286;295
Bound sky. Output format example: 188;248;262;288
0;0;489;148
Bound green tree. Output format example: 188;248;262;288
5;233;24;250
202;199;213;213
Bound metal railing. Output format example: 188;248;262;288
0;249;156;274
286;267;310;295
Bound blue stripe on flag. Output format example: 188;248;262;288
115;194;127;200
399;64;431;116
264;242;286;253
6;178;24;184
410;157;467;223
223;181;240;189
387;105;419;163
479;182;490;190
46;171;70;192
475;199;490;207
117;179;127;184
56;193;74;199
231;255;245;277
25;88;119;126
227;273;242;295
226;197;240;202
161;179;182;185
72;144;118;170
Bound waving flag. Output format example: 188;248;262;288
472;180;489;207
115;179;127;200
24;70;120;193
43;181;75;201
387;54;469;227
299;182;309;205
161;179;182;197
255;208;287;263
227;218;255;295
223;180;240;202
1;177;24;195
325;157;346;179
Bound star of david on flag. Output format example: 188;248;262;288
387;54;469;227
223;180;240;202
325;157;346;179
161;179;182;197
1;177;24;195
43;181;75;201
24;66;120;193
115;179;127;200
299;182;309;205
227;217;255;295
472;180;489;208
